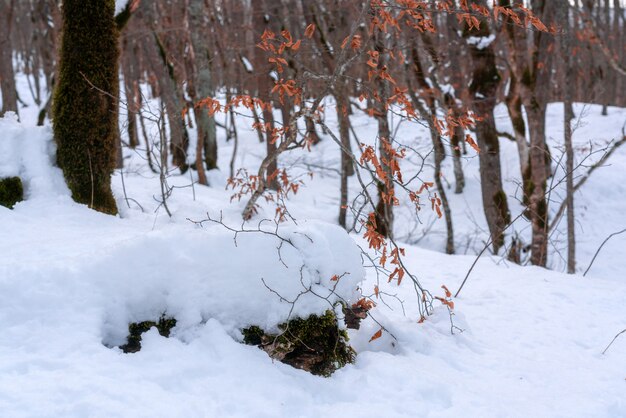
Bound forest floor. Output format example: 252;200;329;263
0;85;625;417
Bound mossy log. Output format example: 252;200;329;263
242;310;355;377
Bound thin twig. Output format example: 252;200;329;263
584;228;626;277
602;329;626;355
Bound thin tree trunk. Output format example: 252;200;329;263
561;0;576;273
150;26;189;173
190;0;218;171
464;13;511;253
336;93;353;228
525;104;550;267
305;116;321;145
499;0;553;266
408;43;455;252
446;100;465;195
0;0;18;118
263;102;279;191
121;40;140;149
506;75;530;182
373;31;394;239
252;106;265;143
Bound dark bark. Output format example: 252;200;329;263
560;0;576;273
0;0;18;117
465;18;511;253
408;42;455;253
499;0;553;266
505;75;530;184
373;31;394;239
262;103;279;191
337;93;354;229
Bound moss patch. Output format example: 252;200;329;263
0;177;24;209
242;310;355;377
493;190;511;226
536;198;548;230
120;315;177;353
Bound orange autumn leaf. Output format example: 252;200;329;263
442;285;452;298
435;296;455;310
354;297;376;311
465;134;481;153
304;23;316;38
341;35;350;49
369;328;383;342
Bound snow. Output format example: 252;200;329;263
0;112;69;201
115;0;129;15
440;83;455;96
241;56;254;73
466;34;496;50
1;82;626;416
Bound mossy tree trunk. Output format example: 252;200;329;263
52;0;119;215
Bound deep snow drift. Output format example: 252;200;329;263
1;96;625;417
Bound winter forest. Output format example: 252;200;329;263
0;0;625;416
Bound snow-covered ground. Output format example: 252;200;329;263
1;81;625;417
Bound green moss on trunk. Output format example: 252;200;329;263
242;310;355;377
52;0;119;215
493;190;511;226
0;177;23;208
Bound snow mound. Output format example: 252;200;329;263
0;112;69;201
98;220;365;345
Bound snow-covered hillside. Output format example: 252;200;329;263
1;91;625;417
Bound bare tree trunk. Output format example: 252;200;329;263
525;104;550;266
252;107;265;143
431;128;455;254
373;31;394;239
500;0;553;266
374;111;394;239
407;42;455;253
304;116;321;145
561;0;576;273
157;36;189;172
228;98;239;179
601;0;611;113
185;0;214;185
263;102;279;191
444;16;466;194
564;105;576;272
146;7;189;173
121;40;139;149
336;93;353;228
0;0;18;118
506;75;530;182
445;97;465;195
464;13;511;253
